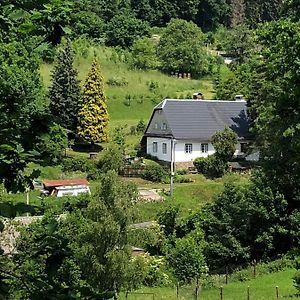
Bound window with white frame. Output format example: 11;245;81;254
162;143;167;154
161;123;167;130
201;143;208;153
154;123;158;129
185;143;193;154
153;142;158;153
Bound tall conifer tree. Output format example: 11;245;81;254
49;40;81;131
77;59;109;144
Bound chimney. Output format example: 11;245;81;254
193;92;203;100
235;95;244;101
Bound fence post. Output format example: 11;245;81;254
253;260;256;278
247;286;250;300
125;291;128;300
276;286;279;299
176;282;179;299
220;286;223;300
195;277;199;300
225;265;228;284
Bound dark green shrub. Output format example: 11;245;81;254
194;155;228;179
167;236;207;284
136;119;146;133
36;123;68;164
148;80;159;92
142;163;168;182
61;157;96;173
293;258;300;292
106;76;128;86
176;169;188;175
143;256;172;287
294;271;300;292
97;144;125;174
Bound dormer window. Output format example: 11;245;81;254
161;123;167;130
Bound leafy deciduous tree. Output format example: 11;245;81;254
202;172;292;271
167;235;207;283
212;127;238;161
106;11;150;48
158;19;210;77
35;123;68;164
131;37;158;70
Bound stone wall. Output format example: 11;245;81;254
175;161;194;169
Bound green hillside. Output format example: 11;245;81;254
40;45;215;128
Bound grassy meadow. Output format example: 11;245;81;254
40;43;216;131
120;268;298;300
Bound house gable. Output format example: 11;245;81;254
145;108;173;137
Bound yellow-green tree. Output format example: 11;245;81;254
77;59;109;144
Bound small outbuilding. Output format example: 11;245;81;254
42;178;91;197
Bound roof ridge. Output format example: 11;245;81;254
164;99;246;103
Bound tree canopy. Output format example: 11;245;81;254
158;19;210;77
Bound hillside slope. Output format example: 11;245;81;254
40;45;215;128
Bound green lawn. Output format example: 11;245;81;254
120;269;298;300
131;173;249;222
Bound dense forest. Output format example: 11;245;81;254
0;0;300;299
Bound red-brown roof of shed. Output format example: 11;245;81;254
43;178;89;188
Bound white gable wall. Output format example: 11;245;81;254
147;137;172;161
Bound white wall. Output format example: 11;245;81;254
147;137;172;162
174;141;215;162
147;138;249;162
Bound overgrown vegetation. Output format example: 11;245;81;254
0;1;300;299
194;127;238;178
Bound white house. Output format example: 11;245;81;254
142;99;253;168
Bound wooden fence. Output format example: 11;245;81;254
121;166;145;177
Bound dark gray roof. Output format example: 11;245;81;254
157;99;249;140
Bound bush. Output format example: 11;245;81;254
176;169;188;175
148;80;159;92
143;256;172;287
130;126;137;135
167;236;208;283
174;175;193;183
61;157;96;173
294;271;300;292
194;155;228;179
131;37;158;70
106;76;128;86
136;119;146;133
97;144;125;174
142;163;168;182
294;258;300;292
36;123;68;164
